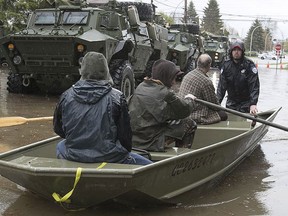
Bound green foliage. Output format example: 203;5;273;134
187;1;198;24
244;19;265;52
158;12;174;25
201;0;223;35
0;0;43;34
0;0;68;35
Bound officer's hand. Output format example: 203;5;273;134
250;105;258;115
185;94;197;100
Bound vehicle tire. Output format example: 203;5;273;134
185;57;196;74
144;60;155;78
7;73;23;93
118;2;154;22
109;59;135;98
7;73;39;94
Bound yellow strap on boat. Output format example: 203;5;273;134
96;162;107;169
52;163;107;204
52;167;82;204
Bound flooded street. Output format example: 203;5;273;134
1;60;288;215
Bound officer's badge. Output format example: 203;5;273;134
241;69;246;74
252;67;258;74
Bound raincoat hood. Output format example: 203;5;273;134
79;52;113;84
72;80;112;104
151;59;183;88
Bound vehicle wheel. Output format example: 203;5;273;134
261;57;264;60
118;2;153;22
144;60;155;78
185;57;196;74
7;73;39;94
109;59;135;98
7;73;23;93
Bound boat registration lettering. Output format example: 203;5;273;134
171;153;216;176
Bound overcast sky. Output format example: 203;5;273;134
136;0;288;40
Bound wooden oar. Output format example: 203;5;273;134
0;116;53;127
194;98;288;132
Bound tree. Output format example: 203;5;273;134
0;0;43;34
186;1;198;24
201;0;223;35
244;19;265;53
0;0;69;35
158;12;174;26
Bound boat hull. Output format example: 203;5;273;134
0;108;280;208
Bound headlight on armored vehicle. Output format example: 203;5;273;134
215;52;219;60
8;43;15;51
77;44;85;52
13;55;22;65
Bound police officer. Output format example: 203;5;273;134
217;40;260;115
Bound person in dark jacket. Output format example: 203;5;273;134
128;59;197;152
53;52;152;165
217;40;260;114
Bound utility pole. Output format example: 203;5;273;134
184;0;187;23
249;25;261;56
264;32;271;52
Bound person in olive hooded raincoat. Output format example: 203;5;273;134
128;59;197;152
53;52;152;165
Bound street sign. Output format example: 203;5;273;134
275;44;281;51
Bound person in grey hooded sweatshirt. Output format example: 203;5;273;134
53;52;152;165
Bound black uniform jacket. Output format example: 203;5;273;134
217;58;260;113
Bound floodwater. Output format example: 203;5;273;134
0;59;288;216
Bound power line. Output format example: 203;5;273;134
153;0;178;8
162;9;288;23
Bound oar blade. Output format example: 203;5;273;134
0;117;28;127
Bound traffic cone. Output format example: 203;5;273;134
280;63;283;69
266;62;270;68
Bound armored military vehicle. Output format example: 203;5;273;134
166;23;203;75
202;32;229;69
0;0;168;97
